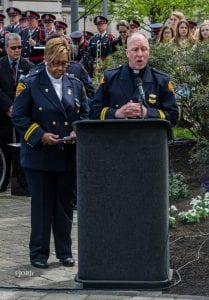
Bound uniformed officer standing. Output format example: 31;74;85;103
0;14;7;58
54;21;68;37
41;13;56;40
20;10;45;65
70;30;88;62
5;7;22;34
87;15;115;76
90;32;178;127
12;37;89;268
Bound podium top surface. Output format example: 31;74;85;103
74;119;170;129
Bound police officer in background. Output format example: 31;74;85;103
41;13;56;40
54;21;68;38
87;15;115;77
20;10;45;65
12;37;89;268
128;20;140;34
84;31;94;41
5;7;22;34
70;30;88;62
0;14;7;58
90;32;178;127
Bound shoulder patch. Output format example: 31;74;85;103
16;82;26;96
168;81;174;93
99;76;105;85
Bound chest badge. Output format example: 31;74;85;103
148;94;157;104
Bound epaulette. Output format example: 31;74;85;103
151;67;168;78
65;72;82;83
105;65;123;72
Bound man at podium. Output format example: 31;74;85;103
90;32;178;127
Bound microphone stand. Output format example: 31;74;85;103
135;77;145;119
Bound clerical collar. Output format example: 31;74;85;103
129;66;146;78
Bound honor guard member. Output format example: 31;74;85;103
128;19;140;34
5;7;22;34
70;30;88;62
54;20;68;37
84;31;94;41
19;12;27;31
150;23;163;43
41;14;56;39
38;19;45;30
90;32;178;127
0;14;7;58
87;15;115;76
20;10;45;65
12;37;89;269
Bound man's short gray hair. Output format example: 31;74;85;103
5;33;21;47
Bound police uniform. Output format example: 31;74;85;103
20;11;45;64
12;67;89;264
128;19;140;33
4;7;22;34
41;13;56;40
30;61;95;102
150;23;163;43
87;15;114;75
70;30;88;62
90;63;178;127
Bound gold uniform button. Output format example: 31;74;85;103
64;121;69;126
38;107;43;111
115;104;119;108
52;121;56;125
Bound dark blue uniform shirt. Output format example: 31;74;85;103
12;67;89;171
90;64;179;127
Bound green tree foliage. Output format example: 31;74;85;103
83;0;209;25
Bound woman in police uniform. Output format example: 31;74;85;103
12;37;89;268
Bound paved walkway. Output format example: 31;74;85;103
0;190;208;300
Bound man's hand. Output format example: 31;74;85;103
115;100;148;119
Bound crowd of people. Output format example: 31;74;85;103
0;6;202;269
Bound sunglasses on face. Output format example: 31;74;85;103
119;31;127;34
9;45;22;50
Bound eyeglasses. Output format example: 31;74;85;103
119;31;127;34
9;45;22;50
50;61;69;67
